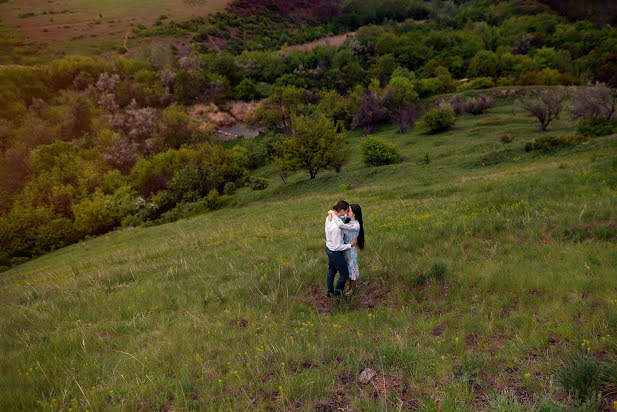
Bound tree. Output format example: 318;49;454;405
570;83;616;121
386;76;419;109
234;78;258;100
468;50;501;78
393;105;418;133
353;89;390;135
520;87;568;131
275;114;346;179
158;104;196;150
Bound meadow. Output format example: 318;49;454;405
1;97;617;410
0;0;229;58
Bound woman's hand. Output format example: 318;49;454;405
327;210;335;221
350;239;357;247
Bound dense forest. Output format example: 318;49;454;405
1;0;617;269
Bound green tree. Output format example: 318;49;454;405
275;114;347;179
386;76;419;109
234;78;258;100
72;192;115;235
158;104;196;150
468;50;501;78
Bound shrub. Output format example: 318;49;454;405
576;118;617;137
72;194;115;235
249;176;268;190
361;137;401;167
524;134;585;152
424;105;455;133
392;105;417;133
204;188;220;209
427;259;448;281
464;94;496;115
469;77;495;90
223;182;237;195
168;162;223;203
569;82;616;121
353;90;390;135
520;87;568;131
556;356;605;403
500;133;513;144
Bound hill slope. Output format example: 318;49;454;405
1;96;617;410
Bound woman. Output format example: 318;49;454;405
328;204;365;295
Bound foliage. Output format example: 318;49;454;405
524;134;585;152
451;94;495;116
386;76;419;109
424;105;456;133
556;356;605;403
353;89;390;135
223;182;237;195
576;118;617;137
249;176;269;191
360;136;400;167
392;105;418;133
72;193;115;236
569;83;616;122
274;114;347;179
520;87;568;131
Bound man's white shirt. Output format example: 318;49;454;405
325;216;351;251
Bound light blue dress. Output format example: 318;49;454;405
333;217;361;280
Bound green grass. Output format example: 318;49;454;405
0;0;230;59
2;101;617;410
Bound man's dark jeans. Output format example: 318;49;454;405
326;247;349;298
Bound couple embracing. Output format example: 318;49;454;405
324;200;365;299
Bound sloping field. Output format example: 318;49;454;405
1;99;617;410
0;0;229;55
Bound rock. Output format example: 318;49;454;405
358;368;376;384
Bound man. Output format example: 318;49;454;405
325;200;356;298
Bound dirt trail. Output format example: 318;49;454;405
286;32;355;51
123;31;130;51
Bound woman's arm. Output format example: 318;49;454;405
327;210;335;222
332;216;359;231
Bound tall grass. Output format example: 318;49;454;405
1;101;616;410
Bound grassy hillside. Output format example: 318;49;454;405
0;0;230;58
1;96;617;410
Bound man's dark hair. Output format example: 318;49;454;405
332;200;349;211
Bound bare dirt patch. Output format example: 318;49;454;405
315;387;354;412
431;323;447;337
465;332;479;347
286;32;355;51
355;281;389;309
188;100;259;132
305;284;332;314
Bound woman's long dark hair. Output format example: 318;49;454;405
350;203;365;250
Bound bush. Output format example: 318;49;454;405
500;133;513;144
570;82;616;121
353;90;390;135
392;105;417;133
576;118;617;137
204;188;220;209
520;87;568;131
424;105;455;133
361;137;401;167
223;182;237;195
524;134;585;152
415;259;449;284
469;77;495;90
557;356;605;403
452;94;496;116
72;194;115;235
464;94;496;115
249;176;268;190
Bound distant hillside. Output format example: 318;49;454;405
538;0;617;24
